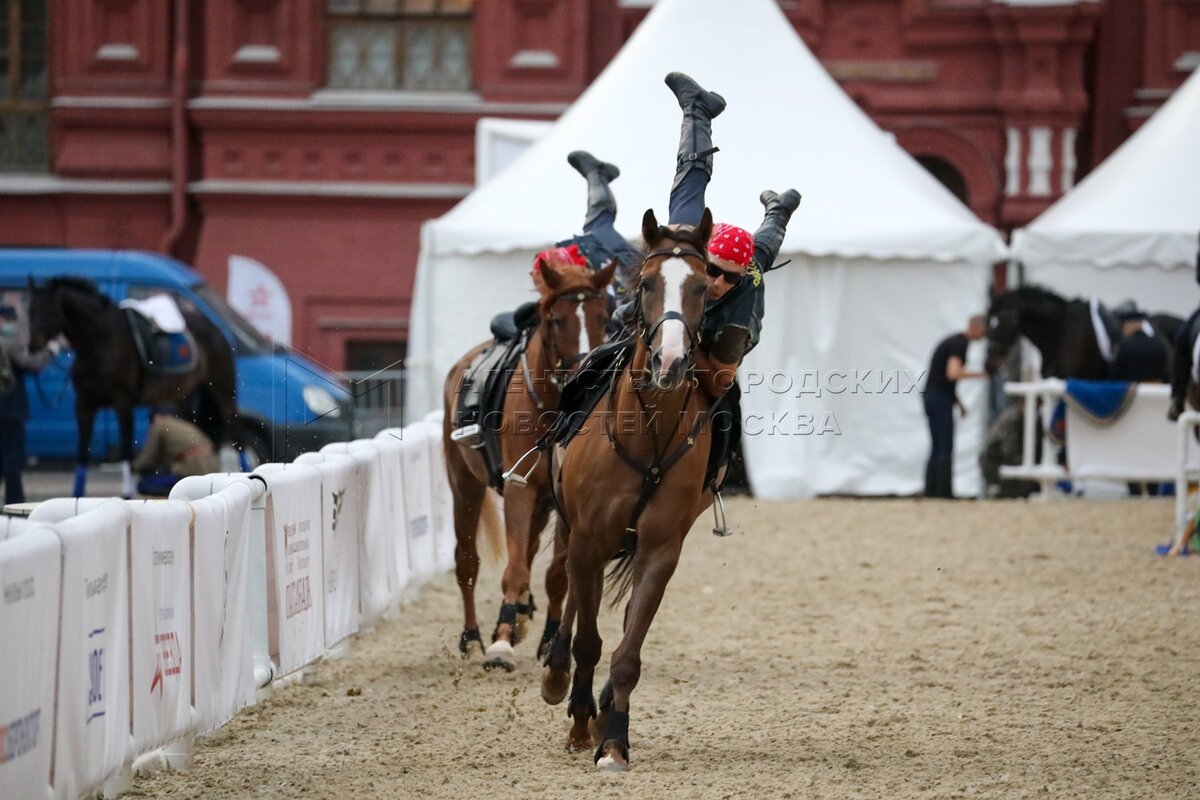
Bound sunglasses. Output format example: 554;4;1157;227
705;261;744;287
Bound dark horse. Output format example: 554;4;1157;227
542;210;720;771
985;285;1182;379
28;277;240;497
442;259;614;671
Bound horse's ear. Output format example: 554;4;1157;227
538;258;564;292
696;208;714;248
592;258;618;290
642;208;661;248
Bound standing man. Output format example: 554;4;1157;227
923;315;987;498
0;305;57;504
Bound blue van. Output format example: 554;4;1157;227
0;249;353;464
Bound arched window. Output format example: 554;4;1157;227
326;0;473;91
916;155;969;205
0;0;49;171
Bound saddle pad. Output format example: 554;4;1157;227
119;295;187;334
124;308;199;377
454;334;528;491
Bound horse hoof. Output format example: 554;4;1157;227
482;640;516;672
565;731;593;753
514;614;531;644
596;752;629;773
540;666;569;706
460;639;485;661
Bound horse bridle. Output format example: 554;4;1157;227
522;286;606;409
634;243;708;361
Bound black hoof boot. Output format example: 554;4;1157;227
665;72;726;117
537;618;561;662
458;627;484;657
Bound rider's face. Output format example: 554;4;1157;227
705;255;745;301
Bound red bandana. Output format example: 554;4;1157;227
707;223;755;268
532;244;588;273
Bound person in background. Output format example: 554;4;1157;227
1110;301;1170;383
0;305;58;505
923;316;988;498
133;406;220;496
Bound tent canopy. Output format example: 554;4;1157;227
425;0;1005;266
1013;67;1200;273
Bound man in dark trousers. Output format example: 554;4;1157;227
0;305;58;504
923;315;987;498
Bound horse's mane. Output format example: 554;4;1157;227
991;284;1070;314
45;276;113;306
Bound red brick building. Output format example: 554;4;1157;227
1;0;1197;369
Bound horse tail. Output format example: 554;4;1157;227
604;551;635;609
478;492;505;567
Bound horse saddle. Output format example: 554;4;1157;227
122;306;199;378
452;302;540;491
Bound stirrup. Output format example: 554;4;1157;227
711;491;731;537
450;423;484;448
503;445;542;487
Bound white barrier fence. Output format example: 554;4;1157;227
1001;380;1200;497
0;414;453;799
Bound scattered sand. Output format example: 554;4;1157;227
136;497;1199;799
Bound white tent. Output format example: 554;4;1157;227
1012;67;1200;315
407;0;1006;497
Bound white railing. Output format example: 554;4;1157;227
0;412;454;799
1001;380;1194;498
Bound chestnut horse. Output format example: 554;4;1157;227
443;259;615;671
543;209;720;771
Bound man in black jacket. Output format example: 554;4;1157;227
923;316;987;498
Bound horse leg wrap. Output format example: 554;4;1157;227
545;628;571;669
593;710;630;764
567;680;597;720
515;592;537;619
598;679;613;712
458;627;483;655
492;603;519;643
537;618;560;659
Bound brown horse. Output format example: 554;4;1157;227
542;209;719;771
443;258;615;671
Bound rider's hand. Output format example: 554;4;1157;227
47;338;64;355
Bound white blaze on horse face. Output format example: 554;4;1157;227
576;299;588;356
657;258;690;375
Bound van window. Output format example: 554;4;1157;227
129;284;274;355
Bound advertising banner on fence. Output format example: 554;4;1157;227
0;515;31;542
322;442;395;626
366;436;411;594
128;501;193;753
257;464;326;676
0;528;61;799
395;427;437;583
51;501;131;800
296;452;361;647
191;483;257;734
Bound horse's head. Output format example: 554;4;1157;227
535;257;616;377
635;207;714;392
27;279;63;352
984;290;1021;376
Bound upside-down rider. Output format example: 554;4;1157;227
556;71;802;490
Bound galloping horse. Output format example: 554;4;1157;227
543;210;719;771
443;258;615;671
28;278;240;497
986;285;1181;378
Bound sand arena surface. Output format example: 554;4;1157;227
136;498;1199;799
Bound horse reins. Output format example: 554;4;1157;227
607;241;717;556
521;288;604;410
